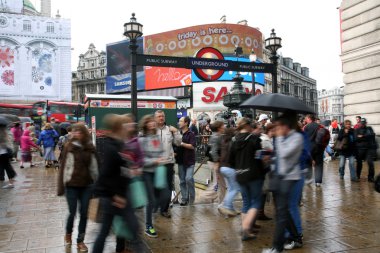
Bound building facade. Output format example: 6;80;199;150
340;0;380;133
318;87;344;122
0;0;71;102
72;43;106;102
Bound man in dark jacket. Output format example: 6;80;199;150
354;118;377;182
303;114;324;186
337;120;358;181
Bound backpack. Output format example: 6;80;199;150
331;127;339;135
315;125;330;149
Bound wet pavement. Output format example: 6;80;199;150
1;158;380;253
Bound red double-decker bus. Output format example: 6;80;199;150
31;101;84;123
0;103;33;117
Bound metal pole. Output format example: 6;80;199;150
129;40;138;119
251;71;256;120
271;52;279;119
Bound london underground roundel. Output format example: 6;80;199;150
194;47;225;82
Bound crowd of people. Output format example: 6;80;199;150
0;111;378;253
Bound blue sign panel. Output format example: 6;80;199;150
191;57;265;84
106;72;145;94
106;38;145;93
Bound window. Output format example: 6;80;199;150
91;60;95;67
99;84;104;93
23;20;31;31
46;22;54;33
81;73;85;80
90;71;95;79
100;69;105;77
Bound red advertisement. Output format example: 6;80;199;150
145;66;192;90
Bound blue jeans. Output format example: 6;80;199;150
272;180;298;251
65;186;93;243
286;177;304;238
240;179;264;213
220;167;240;210
339;155;356;180
178;164;195;203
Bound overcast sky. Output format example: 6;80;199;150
42;0;342;90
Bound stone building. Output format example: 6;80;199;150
318;87;344;122
72;43;106;102
0;0;71;102
340;0;380;133
262;50;318;113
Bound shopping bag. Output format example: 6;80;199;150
129;177;148;209
88;198;102;223
112;215;133;240
154;165;167;189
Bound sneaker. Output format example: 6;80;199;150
351;178;360;182
20;166;24;169
339;175;344;180
2;184;14;189
368;178;375;183
64;234;72;246
218;206;237;216
160;211;171;218
77;242;88;252
284;240;303;250
315;183;321;187
257;213;272;221
262;248;282;253
145;226;158;238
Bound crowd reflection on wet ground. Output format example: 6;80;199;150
0;159;379;253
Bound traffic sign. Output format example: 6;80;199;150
37;107;44;116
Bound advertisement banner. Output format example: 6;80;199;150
191;57;265;84
193;82;264;111
144;24;263;59
106;72;145;94
145;66;191;90
0;46;16;95
89;100;176;109
31;48;55;96
106;38;145;93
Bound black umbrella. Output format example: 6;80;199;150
0;116;9;127
0;114;20;124
240;93;315;114
59;122;71;130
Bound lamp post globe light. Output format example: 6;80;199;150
223;44;252;119
124;13;143;119
265;29;282;118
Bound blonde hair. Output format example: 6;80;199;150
103;114;130;133
236;117;251;131
44;123;53;130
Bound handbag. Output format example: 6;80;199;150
267;171;283;192
112;215;133;240
129;177;148;209
88;198;102;223
154;165;167;189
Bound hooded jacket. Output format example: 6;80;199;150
20;130;39;152
58;140;98;195
229;132;265;179
11;126;23;143
38;129;59;147
94;137;128;198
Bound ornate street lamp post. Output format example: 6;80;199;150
265;29;282;118
223;44;251;119
124;13;143;119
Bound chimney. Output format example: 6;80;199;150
41;0;51;17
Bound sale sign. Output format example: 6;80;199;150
193;82;264;111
